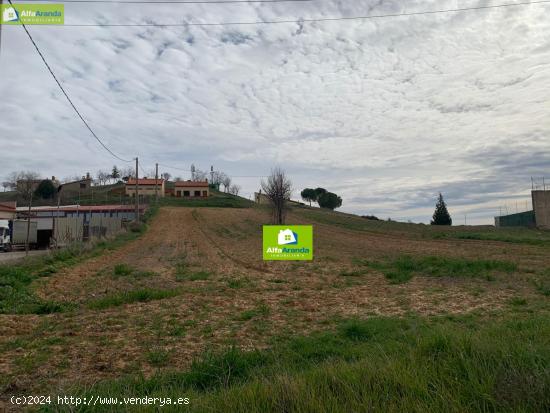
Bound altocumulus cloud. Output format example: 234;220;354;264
0;0;549;224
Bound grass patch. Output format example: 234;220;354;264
159;190;253;209
46;314;550;412
442;231;550;247
87;288;180;310
113;263;133;277
509;297;528;306
227;277;252;289
363;255;517;284
237;304;270;321
147;350;171;367
534;280;550;297
176;270;211;282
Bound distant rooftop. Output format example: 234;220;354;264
175;180;209;187
126;178;165;186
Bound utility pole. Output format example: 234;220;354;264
25;192;33;256
210;165;214;185
155;162;159;203
135;157;139;222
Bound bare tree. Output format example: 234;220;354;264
2;181;14;192
229;184;241;196
161;172;171;181
221;175;232;193
96;170;110;186
210;171;224;188
193;169;208;182
14;171;40;255
121;166;135;182
261;168;292;225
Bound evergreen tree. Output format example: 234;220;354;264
300;188;317;206
111;165;120;182
318;192;342;210
34;179;56;199
431;193;452;225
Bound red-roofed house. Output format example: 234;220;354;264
174;180;209;198
125;178;165;198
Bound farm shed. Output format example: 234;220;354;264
174;180;209;197
125;178;165;198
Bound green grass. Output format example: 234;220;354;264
147;350;171;367
113;263;133;276
111;264;157;279
227;277;253;289
434;231;550;247
159;190;254;208
175;268;211;282
361;255;517;284
237;304;270;321
39;314;550;412
87;288;180;310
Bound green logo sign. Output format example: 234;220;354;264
2;4;64;25
263;225;313;261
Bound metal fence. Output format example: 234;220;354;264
52;216;123;247
532;177;550;191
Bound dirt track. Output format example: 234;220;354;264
0;206;545;400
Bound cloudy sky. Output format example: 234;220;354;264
1;0;549;224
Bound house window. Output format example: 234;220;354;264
183;191;190;197
194;191;201;197
202;191;207;197
80;183;86;189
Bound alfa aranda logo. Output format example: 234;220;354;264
1;4;64;25
263;225;313;261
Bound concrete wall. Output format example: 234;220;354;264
532;190;550;229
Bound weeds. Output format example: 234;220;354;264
87;288;180;310
361;255;517;284
53;315;550;413
113;263;133;277
238;304;270;321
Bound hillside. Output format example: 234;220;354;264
0;206;549;411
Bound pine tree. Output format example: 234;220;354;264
431;193;452;225
111;165;120;182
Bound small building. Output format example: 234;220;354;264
254;191;270;204
17;176;60;193
15;204;147;247
125;178;165;198
0;202;16;220
57;174;92;196
174;180;209;197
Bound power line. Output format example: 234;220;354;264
6;0;134;162
156;163;266;178
157;163;192;172
17;0;311;3
6;0;549;27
